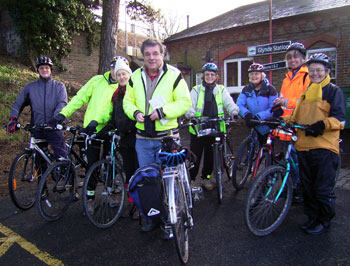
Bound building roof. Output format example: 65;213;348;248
165;0;350;42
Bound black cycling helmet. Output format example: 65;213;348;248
35;56;53;69
307;53;332;68
286;42;306;56
110;56;129;67
248;63;265;73
202;62;219;73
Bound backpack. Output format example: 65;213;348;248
128;163;167;224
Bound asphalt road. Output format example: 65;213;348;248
0;175;349;266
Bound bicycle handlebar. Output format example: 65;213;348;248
250;119;315;134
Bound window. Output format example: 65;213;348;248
224;58;253;94
307;48;337;83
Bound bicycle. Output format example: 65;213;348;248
81;130;126;228
8;123;57;210
231;128;260;190
244;121;309;236
158;133;194;264
190;116;237;203
36;125;89;221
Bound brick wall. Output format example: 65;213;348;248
165;7;350;91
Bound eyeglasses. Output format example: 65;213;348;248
204;73;216;77
308;68;326;74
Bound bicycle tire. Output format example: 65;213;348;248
251;150;272;184
82;159;125;228
8;151;41;210
232;136;255;190
172;178;189;264
36;161;75;221
223;138;235;180
335;152;341;184
214;147;223;204
244;165;293;236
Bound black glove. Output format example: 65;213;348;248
244;113;257;128
82;120;98;135
7;117;18;133
305;120;325;137
47;114;66;127
271;104;284;118
265;117;283;129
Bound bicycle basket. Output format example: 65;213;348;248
159;149;188;166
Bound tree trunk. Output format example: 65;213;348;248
98;0;120;74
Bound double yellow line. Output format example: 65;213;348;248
0;223;65;265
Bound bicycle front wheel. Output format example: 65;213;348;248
232;137;255;190
244;165;293;236
172;178;189;264
36;161;76;221
214;148;223;204
9;151;42;210
82;159;125;228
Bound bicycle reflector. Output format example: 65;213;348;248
159;149;188;166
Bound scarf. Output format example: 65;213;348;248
292;75;330;120
111;85;126;104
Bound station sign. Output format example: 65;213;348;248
248;41;291;56
263;61;286;71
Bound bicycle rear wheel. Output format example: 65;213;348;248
36;161;75;221
82;159;125;228
223;138;235;180
8;151;42;210
232;137;255;190
172;178;189;264
244;165;293;236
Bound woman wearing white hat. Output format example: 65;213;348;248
98;56;139;218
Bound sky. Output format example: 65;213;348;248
150;0;265;27
118;0;265;36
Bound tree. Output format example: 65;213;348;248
4;0;99;70
98;0;120;74
98;0;160;74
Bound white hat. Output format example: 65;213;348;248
111;56;132;76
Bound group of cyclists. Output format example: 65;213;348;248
6;39;346;236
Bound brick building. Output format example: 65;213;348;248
0;9;147;85
164;0;350;99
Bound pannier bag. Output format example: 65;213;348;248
128;163;167;223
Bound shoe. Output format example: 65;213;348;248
86;198;95;215
141;219;157;232
108;194;120;208
299;218;317;231
203;177;214;191
304;222;330;235
160;224;174;240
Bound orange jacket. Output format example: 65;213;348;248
280;65;310;116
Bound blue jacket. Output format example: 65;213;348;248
237;81;278;135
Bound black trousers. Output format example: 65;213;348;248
297;148;339;223
189;134;215;180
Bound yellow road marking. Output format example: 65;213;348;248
0;223;66;265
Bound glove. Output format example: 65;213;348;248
305;120;325;137
82;120;98;135
270;104;284;118
244;113;258;128
47;114;66;127
7;117;18;133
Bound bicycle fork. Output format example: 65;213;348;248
163;167;178;225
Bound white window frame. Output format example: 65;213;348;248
196;73;202;86
224;57;253;94
306;47;337;81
